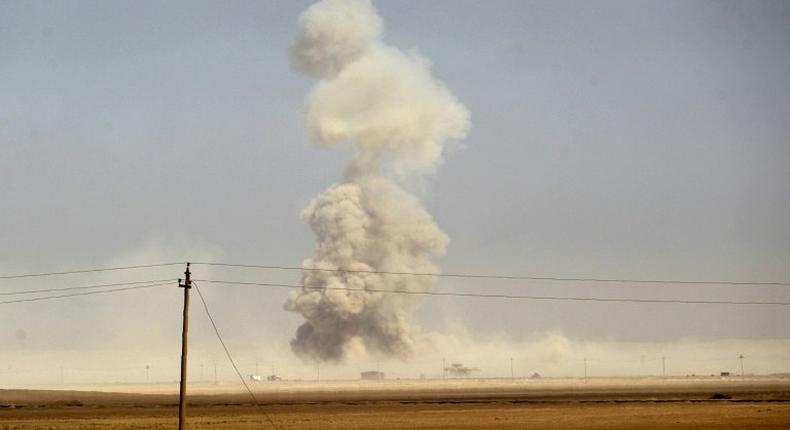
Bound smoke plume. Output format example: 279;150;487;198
285;0;469;362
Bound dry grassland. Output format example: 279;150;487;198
2;378;789;429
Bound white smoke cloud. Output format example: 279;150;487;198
286;178;448;361
285;0;469;362
306;46;470;176
289;0;382;78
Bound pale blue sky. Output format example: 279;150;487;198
1;0;789;358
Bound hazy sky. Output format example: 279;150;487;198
1;0;789;381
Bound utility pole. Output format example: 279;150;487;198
442;358;446;380
510;357;514;382
177;263;192;430
145;365;150;383
661;356;666;378
739;354;745;380
583;358;588;383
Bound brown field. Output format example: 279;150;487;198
2;378;790;429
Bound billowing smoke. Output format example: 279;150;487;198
285;0;470;362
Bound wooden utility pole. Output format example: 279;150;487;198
178;263;192;430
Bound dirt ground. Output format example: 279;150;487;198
2;378;789;429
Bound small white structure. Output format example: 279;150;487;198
249;374;262;382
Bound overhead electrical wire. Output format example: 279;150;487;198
0;281;173;306
192;282;280;430
191;262;790;287
0;275;785;306
1;261;787;287
193;279;790;306
0;262;787;307
0;279;176;296
0;262;184;280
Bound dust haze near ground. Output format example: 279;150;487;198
2;333;788;389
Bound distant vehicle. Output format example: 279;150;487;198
249;375;262;382
267;374;282;381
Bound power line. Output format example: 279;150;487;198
0;262;184;280
191;262;790;287
1;260;786;287
192;282;279;430
194;279;790;306
0;282;173;306
0;279;176;296
17;276;766;308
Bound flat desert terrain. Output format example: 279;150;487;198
1;377;789;429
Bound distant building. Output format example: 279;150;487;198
720;372;731;377
361;371;385;380
249;375;262;382
445;363;479;378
